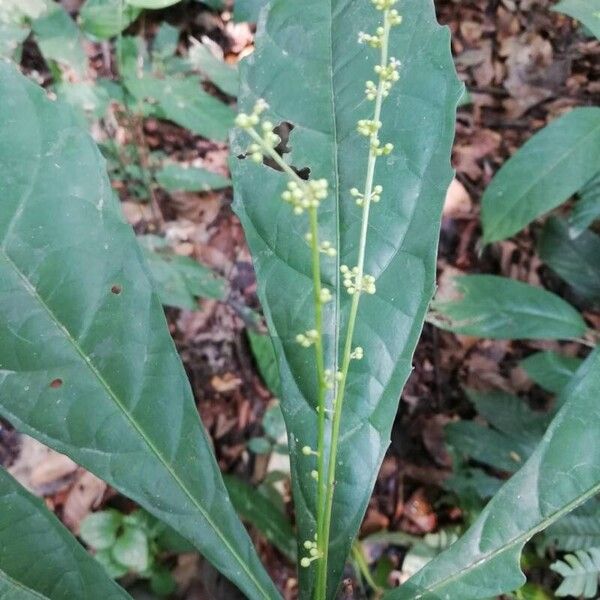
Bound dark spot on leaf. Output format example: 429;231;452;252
50;378;63;389
111;284;122;295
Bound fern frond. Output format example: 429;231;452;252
546;499;600;550
550;547;600;598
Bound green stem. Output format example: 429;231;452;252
351;542;383;596
247;128;329;559
315;11;391;600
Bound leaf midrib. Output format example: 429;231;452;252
0;249;274;600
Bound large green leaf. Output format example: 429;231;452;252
79;0;141;39
481;108;600;243
156;163;231;192
569;172;600;236
538;216;600;303
0;468;130;599
0;63;279;600
233;0;268;22
385;348;600;600
520;351;582;395
32;5;87;76
553;0;600;40
430;275;587;340
125;0;181;8
224;475;297;562
231;1;461;597
125;75;234;141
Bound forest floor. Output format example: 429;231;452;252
2;0;599;598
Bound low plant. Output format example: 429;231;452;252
1;1;600;600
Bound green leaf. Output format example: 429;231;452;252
32;5;87;76
247;331;281;397
152;23;179;60
139;235;228;309
0;21;29;59
111;527;150;573
431;275;587;340
155;164;231;192
149;567;176;596
481;107;600;243
125;75;234;141
231;1;461;597
55;81;111;124
384;348;600;600
79;0;141;40
0;63;280;600
446;391;547;473
188;38;238;97
569;172;600;236
126;0;182;8
538;216;600;303
248;436;273;454
233;0;268;22
224;475;297;561
546;499;600;551
80;510;123;550
551;547;600;598
553;0;600;40
520;351;582;395
0;468;131;599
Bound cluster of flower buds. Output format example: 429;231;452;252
370;139;394;157
235;100;281;164
372;0;397;10
340;265;377;295
350;185;383;207
281;179;329;215
319;240;337;257
375;57;401;84
234;98;268;129
350;346;364;360
319;288;333;303
301;538;322;568
296;329;319;348
357;118;382;137
323;369;344;390
358;26;385;48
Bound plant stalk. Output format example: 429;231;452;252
314;11;392;600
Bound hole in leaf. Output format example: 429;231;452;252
111;284;122;295
239;121;310;180
50;378;63;389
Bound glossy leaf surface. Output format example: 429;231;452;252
231;1;460;596
0;468;130;600
385;348;600;600
0;63;279;600
538;216;600;303
481;108;600;243
431;275;587;340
